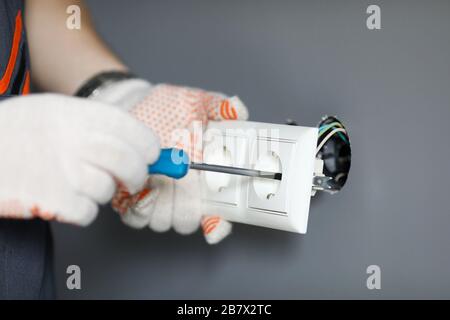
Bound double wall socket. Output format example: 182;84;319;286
202;120;318;234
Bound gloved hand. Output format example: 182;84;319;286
92;80;248;244
0;94;159;225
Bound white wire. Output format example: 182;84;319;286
316;128;347;155
335;172;347;182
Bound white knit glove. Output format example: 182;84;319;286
92;79;249;244
0;94;159;226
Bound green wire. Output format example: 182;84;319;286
318;122;348;143
318;122;343;136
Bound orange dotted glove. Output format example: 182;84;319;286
108;83;249;244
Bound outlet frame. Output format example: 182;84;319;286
202;120;318;234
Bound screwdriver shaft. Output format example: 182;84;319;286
189;162;282;180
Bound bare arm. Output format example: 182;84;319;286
25;0;127;95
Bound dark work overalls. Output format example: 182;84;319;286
0;0;55;299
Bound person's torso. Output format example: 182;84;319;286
0;0;54;299
0;0;30;96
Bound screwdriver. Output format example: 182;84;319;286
148;148;282;181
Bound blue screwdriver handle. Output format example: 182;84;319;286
148;148;190;179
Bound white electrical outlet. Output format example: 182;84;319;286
202;120;318;234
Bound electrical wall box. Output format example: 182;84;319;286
202;120;318;234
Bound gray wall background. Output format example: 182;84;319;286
53;0;450;299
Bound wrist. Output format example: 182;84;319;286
74;71;153;110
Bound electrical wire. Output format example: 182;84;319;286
315;116;351;191
316;128;347;155
318;122;344;137
319;122;347;143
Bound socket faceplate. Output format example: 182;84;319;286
202;121;318;234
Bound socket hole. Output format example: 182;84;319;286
204;143;233;192
253;151;282;200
